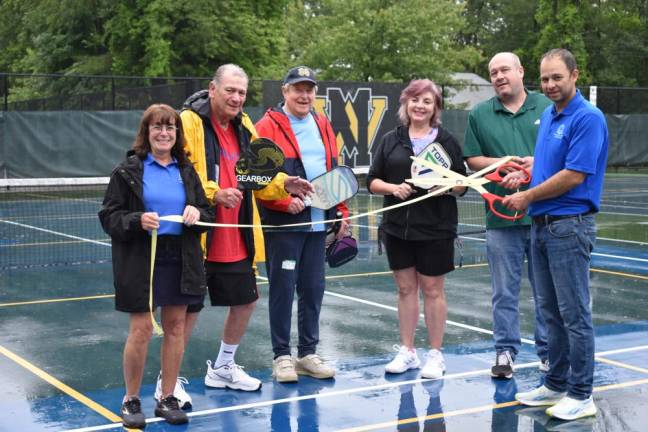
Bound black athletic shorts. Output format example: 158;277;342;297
205;259;259;306
383;232;455;276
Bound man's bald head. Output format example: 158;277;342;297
488;52;525;103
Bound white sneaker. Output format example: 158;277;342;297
204;360;261;391
421;349;445;379
154;374;192;409
385;345;420;374
539;358;550;373
515;385;566;407
546;395;597;420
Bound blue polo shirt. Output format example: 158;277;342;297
529;90;608;216
142;153;186;235
286;110;326;232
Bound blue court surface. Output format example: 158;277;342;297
1;173;647;431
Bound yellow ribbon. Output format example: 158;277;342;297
150;157;514;337
160;157;515;229
149;229;164;336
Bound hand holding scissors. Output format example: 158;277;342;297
407;156;531;221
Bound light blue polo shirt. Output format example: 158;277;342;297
529;90;608;216
286;110;326;232
142;153;186;235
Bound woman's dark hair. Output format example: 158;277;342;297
132;104;189;165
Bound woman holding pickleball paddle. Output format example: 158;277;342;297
367;79;466;381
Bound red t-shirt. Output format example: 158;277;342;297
207;118;248;262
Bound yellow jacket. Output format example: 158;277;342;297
180;93;289;263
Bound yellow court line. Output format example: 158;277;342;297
0;239;111;248
338;400;520;432
0;264;643;309
596;356;648;374
336;377;648;432
594;377;648;392
0;344;121;423
591;267;648;280
0;294;114;308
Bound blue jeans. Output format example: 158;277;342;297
265;231;326;358
486;226;547;360
531;215;596;399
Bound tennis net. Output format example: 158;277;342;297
0;175;487;269
0;178;112;269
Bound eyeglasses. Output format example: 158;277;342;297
150;124;178;133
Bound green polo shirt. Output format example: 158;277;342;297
464;90;551;229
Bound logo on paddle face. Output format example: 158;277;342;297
310;166;359;210
235;138;285;189
410;142;452;189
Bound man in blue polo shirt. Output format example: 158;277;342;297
503;48;608;421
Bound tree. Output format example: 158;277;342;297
284;0;481;82
460;0;541;82
532;0;591;83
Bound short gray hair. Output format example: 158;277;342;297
212;64;248;85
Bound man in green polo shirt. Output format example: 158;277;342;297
464;52;551;379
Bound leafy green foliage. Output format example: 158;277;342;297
285;0;481;82
1;0;647;97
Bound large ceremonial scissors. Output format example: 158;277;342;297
408;156;531;221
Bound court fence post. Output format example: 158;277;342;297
2;74;7;111
111;77;116;111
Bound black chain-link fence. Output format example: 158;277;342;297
0;73;263;111
2;73;647;114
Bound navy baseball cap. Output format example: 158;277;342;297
283;66;317;86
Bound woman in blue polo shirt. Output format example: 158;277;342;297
99;104;213;428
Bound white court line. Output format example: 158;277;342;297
593;252;648;264
598;237;648;246
0;220;110;247
324;290;535;344
64;344;648;432
455;233;648;263
599;210;648;218
354;222;646;247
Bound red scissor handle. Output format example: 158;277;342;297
482;192;526;221
483;162;531;185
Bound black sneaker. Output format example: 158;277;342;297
491;350;514;379
154;395;188;425
121;396;146;429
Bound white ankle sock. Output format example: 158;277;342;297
215;341;238;368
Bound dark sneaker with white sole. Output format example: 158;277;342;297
491;350;514;379
121;396;146;429
154;395;188;425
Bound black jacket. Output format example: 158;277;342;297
98;152;214;312
367;125;466;240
